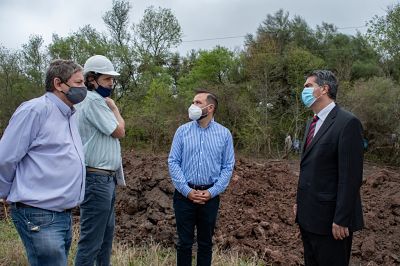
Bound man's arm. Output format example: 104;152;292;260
168;127;192;197
105;97;125;139
207;131;235;198
333;117;364;238
0;109;39;198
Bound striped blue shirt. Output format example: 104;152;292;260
0;92;86;211
168;119;235;198
75;91;121;170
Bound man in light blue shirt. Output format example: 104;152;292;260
168;89;235;266
0;59;87;266
75;55;125;266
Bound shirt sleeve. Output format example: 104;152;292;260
84;98;118;136
168;127;192;197
208;130;235;198
0;107;40;198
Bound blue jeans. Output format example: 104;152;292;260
11;204;72;266
75;172;116;266
173;190;220;266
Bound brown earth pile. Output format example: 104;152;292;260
1;152;399;265
113;153;400;265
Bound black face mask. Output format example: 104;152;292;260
62;83;87;104
95;85;112;98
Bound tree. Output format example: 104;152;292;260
257;9;291;53
343;77;400;164
366;4;400;80
134;6;182;66
103;0;138;99
49;25;110;64
179;46;238;87
21;35;48;88
367;4;400;60
0;47;35;133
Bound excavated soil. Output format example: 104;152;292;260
114;152;400;265
1;152;399;265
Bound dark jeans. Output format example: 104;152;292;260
11;205;72;266
300;226;353;266
173;190;220;266
75;172;116;266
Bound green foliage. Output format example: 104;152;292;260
367;3;400;60
49;25;110;64
0;46;42;133
179;46;239;91
366;3;400;81
343;77;400;164
21;35;48;88
1;6;399;164
134;6;183;66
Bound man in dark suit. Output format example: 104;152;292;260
294;70;364;266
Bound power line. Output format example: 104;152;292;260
181;25;367;43
182;35;246;43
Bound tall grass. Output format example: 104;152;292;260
0;220;265;266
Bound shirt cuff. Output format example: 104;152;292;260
181;185;192;198
208;186;218;198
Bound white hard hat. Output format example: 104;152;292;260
83;55;120;76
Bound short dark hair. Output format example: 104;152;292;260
194;88;218;114
307;70;338;100
45;59;82;92
84;72;101;91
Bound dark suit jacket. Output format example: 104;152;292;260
296;105;364;235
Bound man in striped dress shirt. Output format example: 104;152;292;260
168;89;235;266
74;55;125;266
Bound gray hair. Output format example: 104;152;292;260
307;70;338;100
45;59;82;92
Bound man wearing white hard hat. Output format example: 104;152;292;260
75;55;125;266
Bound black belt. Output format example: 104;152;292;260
15;202;72;213
188;183;214;190
86;167;116;176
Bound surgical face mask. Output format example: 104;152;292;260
301;87;316;107
188;104;209;121
301;86;325;108
95;85;113;98
62;84;87;104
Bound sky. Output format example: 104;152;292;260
0;0;398;55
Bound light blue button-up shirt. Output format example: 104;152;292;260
0;92;86;211
75;91;121;170
168;119;235;198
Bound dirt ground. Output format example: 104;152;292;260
113;152;400;265
1;152;399;265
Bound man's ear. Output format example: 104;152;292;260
53;77;63;92
209;104;215;113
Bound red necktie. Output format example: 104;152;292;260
305;115;319;148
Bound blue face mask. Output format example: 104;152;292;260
301;87;316;107
95;85;112;98
62;83;87;104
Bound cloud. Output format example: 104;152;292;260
0;0;396;54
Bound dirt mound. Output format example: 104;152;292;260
113;153;400;265
1;153;399;265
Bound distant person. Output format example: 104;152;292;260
285;134;292;155
74;55;125;266
292;138;300;154
0;59;87;266
168;89;235;266
294;70;364;265
363;138;369;151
